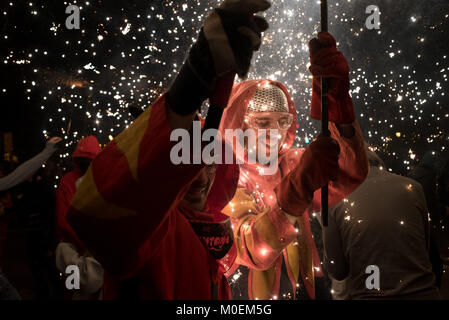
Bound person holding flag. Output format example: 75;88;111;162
66;0;271;299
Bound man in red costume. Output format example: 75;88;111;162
67;0;271;299
219;32;369;300
55;135;101;249
54;135;104;299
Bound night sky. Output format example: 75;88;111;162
1;0;448;178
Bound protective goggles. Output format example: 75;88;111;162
244;112;293;130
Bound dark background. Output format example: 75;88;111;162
0;0;448;300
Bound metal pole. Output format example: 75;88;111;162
321;0;330;227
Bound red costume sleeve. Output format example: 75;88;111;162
55;176;85;251
222;188;298;270
311;121;369;211
67;95;203;278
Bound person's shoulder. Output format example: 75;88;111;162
386;172;425;196
389;172;422;187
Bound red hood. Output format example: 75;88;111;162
218;79;298;156
72;136;101;160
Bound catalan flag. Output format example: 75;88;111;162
67;95;203;279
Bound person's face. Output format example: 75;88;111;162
243;111;292;157
181;165;216;212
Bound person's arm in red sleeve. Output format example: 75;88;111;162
67;0;271;278
314;121;368;210
67;97;196;278
307;32;368;210
223;188;298;271
276;32;368;219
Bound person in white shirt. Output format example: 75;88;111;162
0;137;62;192
323;148;441;299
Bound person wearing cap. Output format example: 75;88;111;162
54;135;104;300
218;32;369;300
55;136;102;248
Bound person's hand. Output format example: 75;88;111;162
167;0;270;116
308;32;355;124
275;136;340;216
45;136;62;152
202;0;271;79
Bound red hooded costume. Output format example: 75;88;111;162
67;96;239;299
55;136;101;251
219;79;368;300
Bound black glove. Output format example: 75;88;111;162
167;0;270;115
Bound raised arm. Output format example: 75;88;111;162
0;137;61;192
67;0;271;278
67;97;203;277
